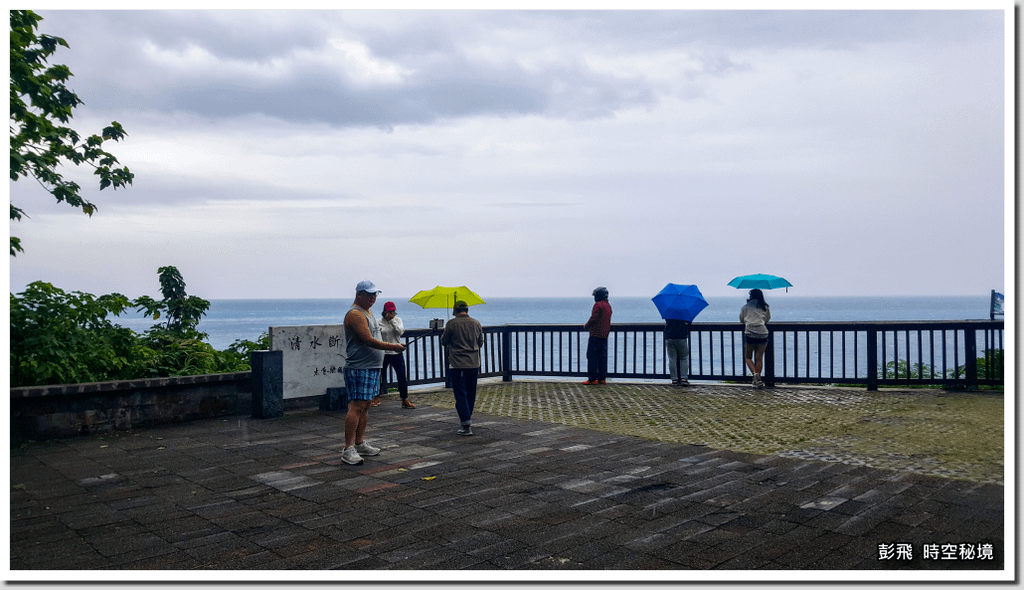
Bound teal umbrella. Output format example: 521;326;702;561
728;274;792;291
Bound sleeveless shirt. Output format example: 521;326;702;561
345;305;385;369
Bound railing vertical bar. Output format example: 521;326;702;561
561;331;569;372
882;330;888;381
928;330;935;382
732;331;738;376
921;329;929;381
904;330;911;380
716;330;722;377
816;331;822;379
642;330;648;375
941;329;948;381
631;331;637;374
613;331;619;375
952;328;958;381
850;331;856;380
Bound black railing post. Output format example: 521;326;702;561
965;328;978;391
866;328;878;391
764;329;776;387
502;327;513;382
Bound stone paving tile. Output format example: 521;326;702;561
8;381;1007;579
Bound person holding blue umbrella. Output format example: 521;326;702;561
665;319;691;386
652;284;708;387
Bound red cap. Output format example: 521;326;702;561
383;301;397;312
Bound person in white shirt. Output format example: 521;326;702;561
376;301;414;408
739;289;771;388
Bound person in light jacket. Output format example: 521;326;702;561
739;289;771;388
376;301;414;409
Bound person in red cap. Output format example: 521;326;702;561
376;301;414;408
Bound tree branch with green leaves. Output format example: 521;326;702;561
9;9;134;256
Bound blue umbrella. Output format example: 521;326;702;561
728;273;793;291
652;284;709;322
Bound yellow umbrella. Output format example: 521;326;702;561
409;286;486;314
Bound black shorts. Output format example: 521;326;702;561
744;334;768;345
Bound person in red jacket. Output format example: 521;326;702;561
583;286;612;384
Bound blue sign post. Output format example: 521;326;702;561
990;290;1004;320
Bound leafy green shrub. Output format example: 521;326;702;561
10;267;265;387
10;282;151;386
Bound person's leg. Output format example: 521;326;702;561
451;369;471;426
597;337;609;382
585;338;599;382
679;339;690;383
743;342;758;376
345;400;369;448
666;339;680;383
464;367;479;423
379;358;390;396
753;343;767;380
393;354;409;400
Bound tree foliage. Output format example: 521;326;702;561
133;266;211;332
9;9;133;256
10;266;265;388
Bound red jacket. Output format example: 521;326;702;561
585;300;612;338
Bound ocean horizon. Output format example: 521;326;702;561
107;295;998;352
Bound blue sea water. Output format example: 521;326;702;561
110;295;995;352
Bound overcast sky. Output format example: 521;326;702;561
7;5;1013;300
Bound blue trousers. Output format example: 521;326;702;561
586;337;608;382
449;367;479;426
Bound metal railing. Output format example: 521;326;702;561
388;320;1004;391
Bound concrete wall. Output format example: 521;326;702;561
11;372;254;442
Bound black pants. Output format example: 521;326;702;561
380;354;409;399
450;367;479;427
586;337;608;382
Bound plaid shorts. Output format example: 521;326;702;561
344;368;381;401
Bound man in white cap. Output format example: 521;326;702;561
341;280;406;465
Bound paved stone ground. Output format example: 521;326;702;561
416;380;1005;485
9;381;1006;579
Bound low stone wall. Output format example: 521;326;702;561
11;372;255;442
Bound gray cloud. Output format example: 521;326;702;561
39;10;662;128
12;8;1007;299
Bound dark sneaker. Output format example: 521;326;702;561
457;426;473;436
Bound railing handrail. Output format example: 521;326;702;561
390;319;1003;391
403;319;1004;333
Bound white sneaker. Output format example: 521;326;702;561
341;447;364;465
354;441;380;456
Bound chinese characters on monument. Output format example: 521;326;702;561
270;325;346;400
